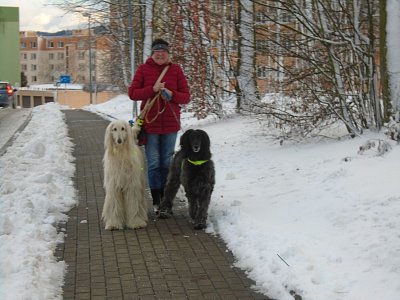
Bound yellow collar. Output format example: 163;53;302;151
187;158;208;165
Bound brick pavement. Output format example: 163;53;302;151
56;109;270;300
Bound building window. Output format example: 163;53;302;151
281;11;293;23
281;39;293;52
58;41;64;48
31;53;37;60
20;42;26;48
31;64;37;71
230;40;238;51
22;53;28;60
48;41;54;48
21;64;27;71
256;40;271;53
256;12;268;24
50;64;54;70
31;41;37;48
78;40;85;49
210;2;219;11
57;52;64;60
49;53;54;60
78;52;85;60
32;76;37;82
257;66;267;78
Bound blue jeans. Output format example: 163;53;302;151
145;132;177;190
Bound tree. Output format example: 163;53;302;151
379;0;391;123
236;0;260;111
248;0;383;138
55;0;392;137
20;72;28;87
385;0;400;122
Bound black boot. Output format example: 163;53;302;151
159;188;164;201
150;188;161;214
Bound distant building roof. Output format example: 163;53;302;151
21;83;84;91
37;30;73;37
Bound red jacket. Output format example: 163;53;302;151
128;57;190;134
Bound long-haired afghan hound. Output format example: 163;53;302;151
102;120;148;230
159;129;215;230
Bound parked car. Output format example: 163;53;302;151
0;81;16;108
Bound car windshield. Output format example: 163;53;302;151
0;83;8;89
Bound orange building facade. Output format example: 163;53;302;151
19;29;111;87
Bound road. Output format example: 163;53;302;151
0;107;31;155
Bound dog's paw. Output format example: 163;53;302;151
126;220;147;229
158;209;173;219
129;224;147;229
105;224;123;230
193;222;206;230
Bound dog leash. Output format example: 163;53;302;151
166;100;184;133
136;66;170;127
134;65;186;136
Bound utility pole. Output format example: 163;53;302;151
84;13;93;105
128;0;137;118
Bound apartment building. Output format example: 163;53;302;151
0;6;20;86
19;29;111;87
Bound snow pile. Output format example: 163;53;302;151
0;103;77;300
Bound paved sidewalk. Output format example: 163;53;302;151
56;109;270;300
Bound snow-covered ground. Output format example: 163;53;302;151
1;96;399;300
0;104;76;299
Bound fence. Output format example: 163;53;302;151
15;89;119;108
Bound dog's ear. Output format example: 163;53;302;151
104;122;113;150
180;129;193;153
199;130;211;157
126;122;135;146
131;124;141;136
201;130;211;152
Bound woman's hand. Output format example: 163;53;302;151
161;88;172;101
153;81;165;93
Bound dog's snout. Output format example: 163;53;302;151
117;138;122;144
192;140;201;153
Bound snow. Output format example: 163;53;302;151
0;104;76;299
22;83;85;90
1;95;399;300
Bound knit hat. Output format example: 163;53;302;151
151;39;170;53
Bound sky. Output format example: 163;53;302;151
1;96;400;300
0;0;84;32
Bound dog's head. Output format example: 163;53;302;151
104;120;133;150
180;129;211;159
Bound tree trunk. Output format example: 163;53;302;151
379;0;391;122
237;0;259;111
142;0;153;63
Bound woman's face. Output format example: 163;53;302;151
152;50;169;65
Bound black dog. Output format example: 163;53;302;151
159;129;215;230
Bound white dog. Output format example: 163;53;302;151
102;120;148;230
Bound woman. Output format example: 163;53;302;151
128;38;190;213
